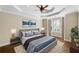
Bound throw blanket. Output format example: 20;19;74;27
27;36;56;53
23;35;45;50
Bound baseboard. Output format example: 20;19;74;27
64;39;71;42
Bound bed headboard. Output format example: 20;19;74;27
18;28;39;38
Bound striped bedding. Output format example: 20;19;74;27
27;36;56;53
20;33;56;53
23;34;45;50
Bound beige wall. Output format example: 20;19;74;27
0;12;42;46
42;19;48;35
48;19;52;36
78;12;79;36
64;12;78;42
0;12;23;46
42;19;51;36
78;12;79;28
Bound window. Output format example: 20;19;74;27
52;18;61;33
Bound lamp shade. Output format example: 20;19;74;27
41;27;45;31
11;29;16;34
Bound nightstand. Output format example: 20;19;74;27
10;37;21;45
70;42;79;53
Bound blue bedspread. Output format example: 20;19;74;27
27;36;56;53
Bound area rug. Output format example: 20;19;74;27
14;45;26;53
48;40;69;53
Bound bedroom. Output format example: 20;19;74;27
0;5;79;53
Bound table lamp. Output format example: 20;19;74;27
11;29;16;39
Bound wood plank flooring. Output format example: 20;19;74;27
0;39;70;53
0;43;21;53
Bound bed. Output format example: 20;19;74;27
19;28;57;53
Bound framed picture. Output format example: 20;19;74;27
22;19;36;29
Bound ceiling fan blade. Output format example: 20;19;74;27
43;5;48;8
42;7;55;13
36;5;41;8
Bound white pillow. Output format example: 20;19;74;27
22;31;33;37
33;31;40;35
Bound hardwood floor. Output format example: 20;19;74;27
58;38;70;49
58;37;70;52
0;38;70;53
63;41;70;52
0;43;21;53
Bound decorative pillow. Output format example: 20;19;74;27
22;31;33;37
25;32;33;37
33;31;40;35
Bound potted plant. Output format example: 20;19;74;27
71;26;79;47
71;26;78;41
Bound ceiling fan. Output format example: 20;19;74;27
36;5;65;17
36;5;48;12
